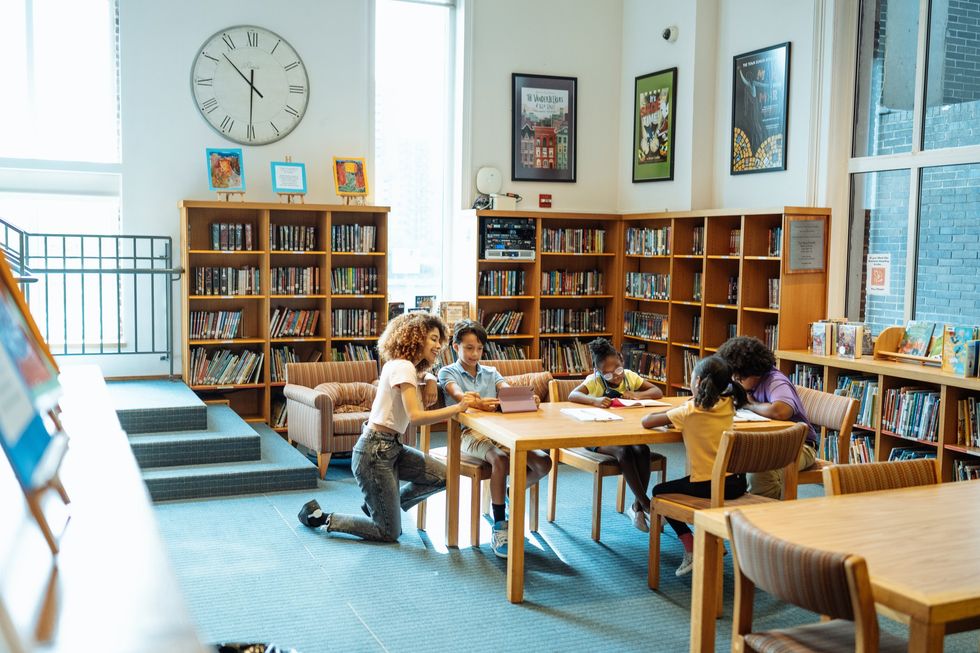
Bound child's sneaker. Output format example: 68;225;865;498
676;551;695;577
627;504;649;533
490;521;509;558
297;499;329;528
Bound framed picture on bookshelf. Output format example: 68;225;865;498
730;42;790;175
511;73;577;183
206;148;246;191
270;161;307;194
633;67;677;183
332;157;369;196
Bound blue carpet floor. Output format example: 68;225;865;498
155;440;979;652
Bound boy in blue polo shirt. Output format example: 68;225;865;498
438;320;552;558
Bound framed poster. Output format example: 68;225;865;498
785;214;827;274
731;42;790;174
512;73;577;182
270;161;308;194
332;157;369;196
206;148;246;191
633;67;677;183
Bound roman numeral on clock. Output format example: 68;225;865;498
201;98;219;113
246;123;255;141
220;115;234;132
270;121;280;136
247;31;259;47
285;105;299;118
284;61;300;71
202;52;219;63
289;85;305;94
196;78;213;86
222;33;236;50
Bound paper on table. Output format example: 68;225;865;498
560;408;624;422
734;409;770;422
609;398;670;408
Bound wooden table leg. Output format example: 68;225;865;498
416;425;430;530
690;527;722;653
445;419;461;548
507;448;528;604
909;618;944;653
547;448;559;522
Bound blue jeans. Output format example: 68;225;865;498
327;426;446;542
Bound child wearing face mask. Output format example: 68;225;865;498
568;337;664;532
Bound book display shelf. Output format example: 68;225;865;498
180;200;388;432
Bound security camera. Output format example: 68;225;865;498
662;26;678;43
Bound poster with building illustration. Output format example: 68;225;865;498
511;73;577;182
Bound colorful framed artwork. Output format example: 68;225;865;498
206;148;246;191
332;157;369;196
633;67;677;183
731;42;790;175
511;73;577;183
270;161;308;194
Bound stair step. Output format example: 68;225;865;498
108;379;207;434
129;405;260;468
143;423;317;501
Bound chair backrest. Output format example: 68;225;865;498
547;378;580;402
796;385;859;462
823;458;939;497
726;509;880;650
285;360;380;388
712;424;808;506
482;358;544;376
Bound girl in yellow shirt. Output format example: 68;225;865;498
641;355;747;576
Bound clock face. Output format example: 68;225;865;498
191;26;309;145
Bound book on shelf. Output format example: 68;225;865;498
956;396;980;447
271;266;320;295
190;310;242;339
729;229;741;255
727;323;737;340
682;349;699;387
625;226;670;256
834;375;879;427
541;228;605;254
811;321;834;356
270;224;316;251
897;320;936;357
849;435;875;464
541;270;604;295
269;307;320;338
727;276;738;304
622;342;666;382
623;311;668;341
625;272;669;299
194;266;260;295
887;447;936;461
881;386;940;442
954;459;980;481
483;311;523;335
768;278;780;309
763;323;778;351
188;347;264;385
331;224;376;252
692;315;701;344
210;223;254;251
485;342;528;360
541;339;591;375
331;267;378;295
330;343;377;362
692;272;702;301
540;307;605;334
330;309;378;337
942;325;980;376
271;399;288;428
307;350;323;363
387;302;405;320
270;345;300;382
836;324;864;359
478;270;526;296
789;363;823;391
691;226;704;255
768;226;782;256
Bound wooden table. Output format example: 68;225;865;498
690;480;980;653
448;398;791;603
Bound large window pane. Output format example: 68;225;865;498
846;170;910;334
914;163;980;324
923;0;980;149
853;0;919;157
375;0;452;306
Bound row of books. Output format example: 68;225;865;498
193;266;261;296
693;272;702;301
810;320;871;358
484;310;523;335
541;228;605;254
330;309;378;337
887;447;936;461
270;224;317;251
898;322;980;377
189;310;242;340
271;400;288;429
270;345;300;382
541;339;591;375
485;342;528;360
767;278;780;309
540;270;604;295
331;224;377;252
789;363;823;391
625;272;670;299
188;347;264;386
849;435;875;464
624;310;668;340
331;267;379;295
691;316;702;344
478;270;525;296
957;396;980;447
681;349;699;388
762;323;778;351
209;222;254;251
625;226;670;256
271;267;320;295
728;229;741;256
329;343;378;362
726;276;739;304
881;387;941;442
768;226;783;256
691;226;704;255
540;308;605;334
954;459;980;481
834;375;878;427
622;343;667;382
270;308;320;338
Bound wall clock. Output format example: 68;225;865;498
191;25;309;145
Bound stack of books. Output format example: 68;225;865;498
193;266;261;295
188;347;264;385
484;310;523;335
478;270;525;296
331;224;376;252
270;224;317;251
541;228;605;253
210;223;254;250
625;226;670;256
625;272;670;299
623;311;668;340
541;270;603;295
540;308;605;334
269;308;320;338
331;267;378;294
271;266;320;295
331;309;378;337
189;310;242;339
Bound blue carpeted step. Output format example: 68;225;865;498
142;423;317;501
107;379;207;434
129;405;260;468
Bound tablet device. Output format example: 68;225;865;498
497;386;537;413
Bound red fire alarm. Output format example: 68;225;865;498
539;194;552;208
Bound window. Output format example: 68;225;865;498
847;0;980;332
374;0;456;306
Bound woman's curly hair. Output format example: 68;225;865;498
377;312;449;373
715;336;776;379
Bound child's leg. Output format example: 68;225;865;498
650;474;747;551
395;443;447;511
525;449;553;487
595;445;649;512
327;431;403;542
485;447;509;523
630;444;652;504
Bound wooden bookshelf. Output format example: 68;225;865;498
180;200;388;428
777;349;980;482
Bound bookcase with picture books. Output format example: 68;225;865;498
180;200;387;433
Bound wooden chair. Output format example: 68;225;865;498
726;509;907;652
648;423;808;591
795;385;860;485
547;379;668;542
823;458;939;497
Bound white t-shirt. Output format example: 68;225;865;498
368;359;420;433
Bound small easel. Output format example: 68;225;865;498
25;448;71;555
216;191;245;202
277;155;306;204
341;196;366;206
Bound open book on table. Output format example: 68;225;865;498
560;408;624;422
608;398;670;408
734;409;771;422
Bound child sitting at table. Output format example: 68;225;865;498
641;355;747;576
568;337;664;532
438;320;551;559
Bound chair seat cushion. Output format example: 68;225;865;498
428;446;491;476
654;491;775;512
332;412;369;435
744;619;907;653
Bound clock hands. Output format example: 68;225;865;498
223;53;264;98
249;69;255;127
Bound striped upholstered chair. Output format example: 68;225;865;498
823;458;939;497
726;509;907;652
795;385;860;486
547;378;667;542
649;423;808;591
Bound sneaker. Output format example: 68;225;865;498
490;520;509;558
627;505;650;533
297;499;328;528
361;503;370;517
676;551;695;577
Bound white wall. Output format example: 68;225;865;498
466;0;623;212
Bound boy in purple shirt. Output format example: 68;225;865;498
716;336;818;498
